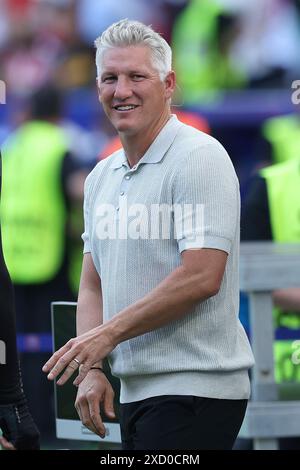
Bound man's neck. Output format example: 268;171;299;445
120;111;171;168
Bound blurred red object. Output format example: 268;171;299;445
6;0;32;15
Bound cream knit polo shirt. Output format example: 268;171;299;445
82;115;254;403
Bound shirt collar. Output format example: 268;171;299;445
109;149;127;169
109;115;183;170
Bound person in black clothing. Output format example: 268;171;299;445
241;175;272;241
0;153;40;450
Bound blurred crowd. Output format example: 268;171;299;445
1;0;300;95
0;0;300;154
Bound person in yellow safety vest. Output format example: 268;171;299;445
0;85;79;441
242;158;300;383
171;0;246;105
241;157;300;449
260;159;300;383
262;114;300;165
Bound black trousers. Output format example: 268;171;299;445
120;395;247;450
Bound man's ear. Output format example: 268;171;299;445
96;78;102;102
164;71;176;100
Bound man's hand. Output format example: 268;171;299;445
0;399;40;450
75;370;116;438
42;325;115;386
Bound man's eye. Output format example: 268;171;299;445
103;76;116;83
132;75;144;81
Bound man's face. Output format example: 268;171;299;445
97;45;175;137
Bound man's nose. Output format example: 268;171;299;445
114;77;133;100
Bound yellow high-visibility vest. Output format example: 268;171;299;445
262;114;300;164
261;158;300;383
1;121;67;283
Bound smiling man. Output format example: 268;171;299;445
97;44;174;158
43;19;254;450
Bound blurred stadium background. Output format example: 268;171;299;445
1;0;300;450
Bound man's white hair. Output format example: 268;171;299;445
95;19;172;81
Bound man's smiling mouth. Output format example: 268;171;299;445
113;105;139;111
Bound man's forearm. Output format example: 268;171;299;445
77;288;103;333
77;285;103;366
105;262;219;346
273;288;300;312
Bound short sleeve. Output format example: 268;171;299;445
81;174;92;254
173;143;239;254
